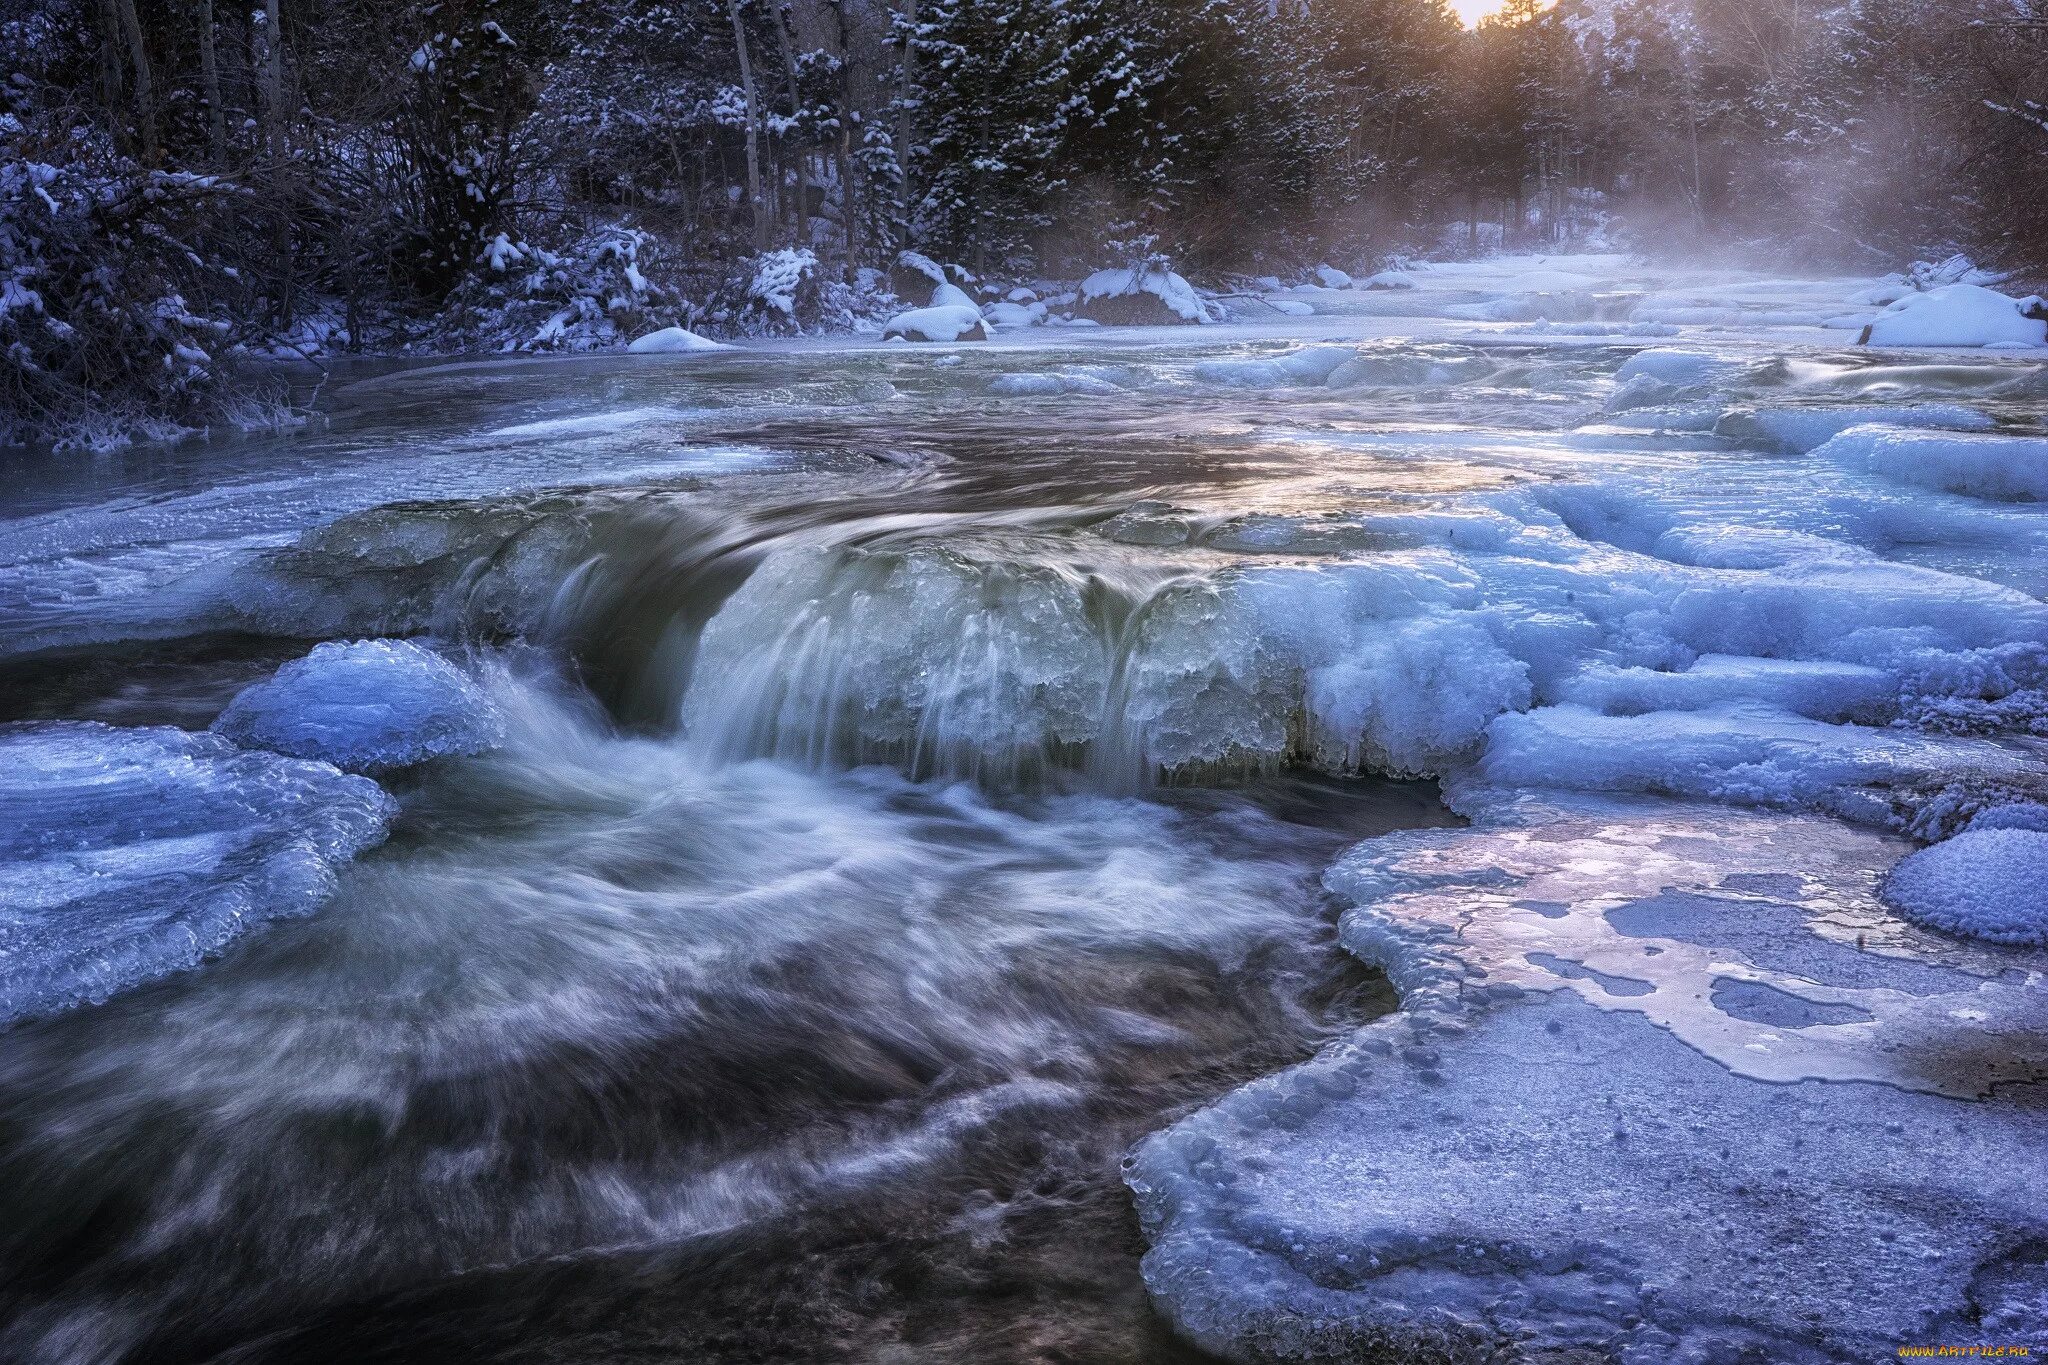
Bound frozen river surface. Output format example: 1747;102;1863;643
2;256;2047;1364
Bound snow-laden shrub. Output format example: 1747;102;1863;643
0;137;272;451
436;226;688;351
745;247;821;329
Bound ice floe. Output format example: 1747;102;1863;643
1128;794;2048;1364
0;722;393;1026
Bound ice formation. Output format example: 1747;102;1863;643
1881;828;2048;945
1128;796;2048;1364
1711;402;1992;453
213;639;506;772
1814;425;2048;501
0;722;393;1026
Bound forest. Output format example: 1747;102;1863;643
3;0;2045;446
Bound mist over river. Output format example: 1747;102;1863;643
5;260;2048;1365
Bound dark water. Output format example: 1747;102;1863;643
0;659;1440;1362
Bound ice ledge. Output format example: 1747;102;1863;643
1127;793;2048;1363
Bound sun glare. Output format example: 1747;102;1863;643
1449;0;1512;25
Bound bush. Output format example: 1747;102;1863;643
0;129;274;449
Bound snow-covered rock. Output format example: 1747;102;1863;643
881;304;990;342
1128;794;2048;1364
1313;264;1353;289
1265;298;1314;317
981;299;1047;328
930;280;979;311
1361;270;1415;291
0;721;393;1026
1882;828;2048;945
625;326;733;354
1813;425;2048;501
1076;267;1212;325
1861;284;2048;349
212;639;506;772
890;250;950;300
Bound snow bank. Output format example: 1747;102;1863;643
1882;829;2048;945
1077;267;1211;324
1128;795;2048;1364
1862;284;2048;349
1814;425;2048;501
881;304;989;342
625;326;732;354
0;721;393;1026
213;639;506;772
1265;298;1314;316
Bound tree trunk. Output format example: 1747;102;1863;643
727;0;769;250
198;0;226;164
893;0;918;250
829;0;858;276
95;0;126;113
771;2;811;248
260;0;283;161
111;0;156;160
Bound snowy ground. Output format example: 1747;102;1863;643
3;254;2046;1361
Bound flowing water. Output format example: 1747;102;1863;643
3;294;2046;1363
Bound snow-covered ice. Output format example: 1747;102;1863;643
1128;795;2048;1363
212;639;506;771
1881;828;2048;945
1814;425;2048;501
0;722;393;1026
